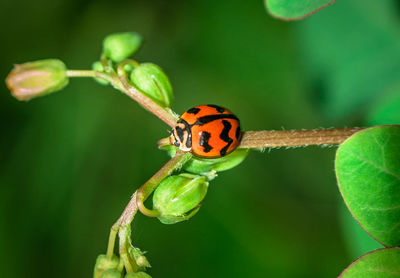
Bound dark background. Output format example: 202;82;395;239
1;0;399;277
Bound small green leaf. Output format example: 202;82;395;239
265;0;336;20
335;126;400;247
339;247;400;277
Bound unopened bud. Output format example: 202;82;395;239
128;247;151;269
103;32;142;63
92;62;110;85
130;63;173;108
100;269;122;278
125;272;152;278
153;174;208;224
93;254;120;278
5;59;68;101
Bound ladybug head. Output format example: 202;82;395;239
170;121;192;152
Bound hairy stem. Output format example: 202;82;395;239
239;128;363;148
116;73;178;128
157;128;364;149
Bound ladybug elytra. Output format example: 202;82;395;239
170;104;241;158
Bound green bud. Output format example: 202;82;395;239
130;63;173;108
93;254;120;278
92;61;110;85
100;269;122;278
128;247;151;269
5;59;68;101
103;32;142;63
125;272;152;278
153;174;208;224
163;146;248;175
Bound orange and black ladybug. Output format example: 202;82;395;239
170;104;241;158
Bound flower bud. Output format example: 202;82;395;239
153;174;208;224
93;254;120;278
5;59;68;101
128;247;151;269
92;61;110;85
125;272;152;278
163;146;248;175
130;63;173;108
100;269;122;278
103;32;142;63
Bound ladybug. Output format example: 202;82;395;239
170;104;241;158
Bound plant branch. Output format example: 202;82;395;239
157;128;364;149
66;69;96;77
67;69;115;84
116;71;178;128
136;150;192;217
106;151;192;260
67;68;178;128
239;128;363;148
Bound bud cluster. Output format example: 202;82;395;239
5;31;249;278
93;252;152;278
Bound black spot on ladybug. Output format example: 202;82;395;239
186;130;192;148
235;125;241;140
187;107;201;114
207;104;225;113
219;120;233;156
194;114;239;126
199;131;213;153
175;126;184;143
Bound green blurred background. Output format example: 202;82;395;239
1;0;399;277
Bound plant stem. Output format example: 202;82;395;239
136;151;192;217
66;69;115;83
116;151;191;225
67;68;178;128
105;151;192;264
238;128;363;148
66;70;96;77
116;73;178;128
106;225;119;258
157;128;364;149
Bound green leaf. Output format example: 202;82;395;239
339;247;400;277
298;0;400;119
265;0;336;20
340;202;383;259
335;126;400;246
